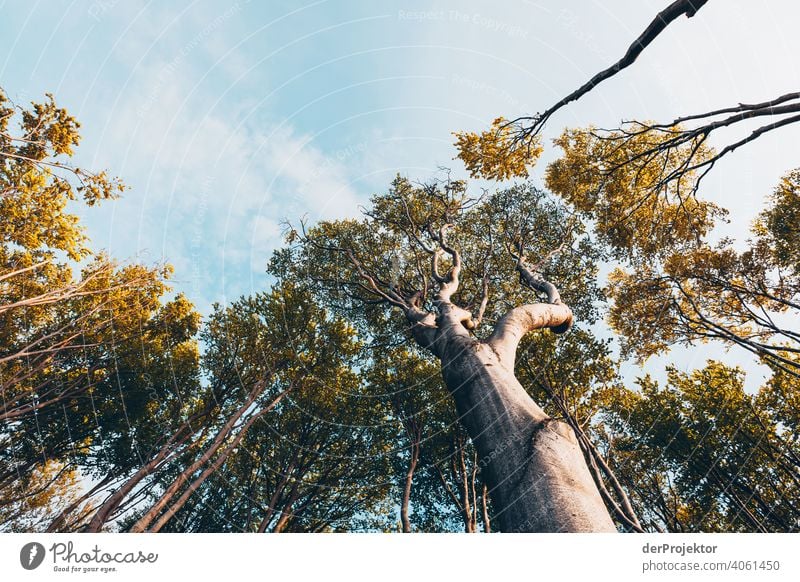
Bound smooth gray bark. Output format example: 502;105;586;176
422;303;615;533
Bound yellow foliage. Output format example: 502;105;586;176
545;126;725;258
453;117;541;180
0;460;93;532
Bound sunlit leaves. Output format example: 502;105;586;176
0;460;92;532
0;90;201;527
605;361;799;532
545;126;726;261
0;91;123;257
454;117;542;181
605;168;799;370
752;168;800;275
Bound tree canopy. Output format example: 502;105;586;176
2;0;799;533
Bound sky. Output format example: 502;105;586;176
2;0;799;389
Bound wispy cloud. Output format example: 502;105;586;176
81;52;367;310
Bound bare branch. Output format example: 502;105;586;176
0;260;50;283
509;0;709;141
469;273;491;331
487;303;573;368
430;223;463;304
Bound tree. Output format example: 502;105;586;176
119;282;393;533
455;0;799;196
279;177;616;532
0;88;202;532
545;137;799;377
422;420;491;533
603;361;800;532
451;0;798;269
449;0;799;534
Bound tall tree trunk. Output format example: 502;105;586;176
84;385;233;532
257;456;299;533
327;214;617;532
455;439;475;533
84;431;197;532
431;306;616;532
481;483;491;533
147;391;289;533
272;481;303;533
128;380;274;533
400;440;419;533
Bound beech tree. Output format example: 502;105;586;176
603;361;800;532
603;170;799;376
5;0;798;533
109;282;393;533
1;88;202;533
279;178;616;532
450;0;798;534
421;420;491;533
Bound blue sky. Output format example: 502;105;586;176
2;0;799;387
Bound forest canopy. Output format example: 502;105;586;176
1;0;798;533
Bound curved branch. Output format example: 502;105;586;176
517;261;563;305
432;223;462;303
405;301;440;355
431;249;446;284
487;302;573;368
512;243;570;305
469;273;491;330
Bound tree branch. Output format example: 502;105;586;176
487;302;573;368
509;0;709;141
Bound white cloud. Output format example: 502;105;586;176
75;52;367;309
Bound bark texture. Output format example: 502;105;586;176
433;320;615;532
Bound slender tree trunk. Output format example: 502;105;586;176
131;384;290;532
85;432;195;532
400;440;419;533
456;441;475;532
469;451;479;532
147;392;288;533
481;483;491;533
434;312;615;532
84;385;232;532
272;482;302;533
129;385;265;532
257;457;298;533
